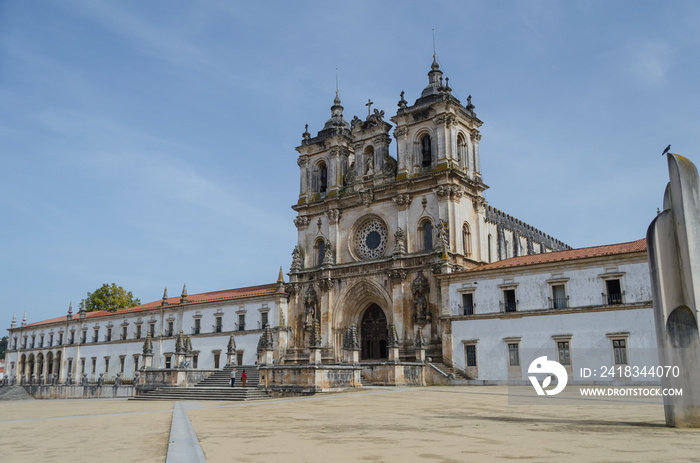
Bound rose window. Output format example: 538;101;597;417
355;219;388;260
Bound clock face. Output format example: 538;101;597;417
356;219;388;260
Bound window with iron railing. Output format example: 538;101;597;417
550;284;568;309
238;314;245;331
194;319;201;335
604;279;624;305
215;316;222;333
501;289;517;313
461;293;475;315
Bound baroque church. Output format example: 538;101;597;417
10;56;661;394
284;55;569;365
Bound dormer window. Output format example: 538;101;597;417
421;135;432;167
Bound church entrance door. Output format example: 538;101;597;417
361;304;388;360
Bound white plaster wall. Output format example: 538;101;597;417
451;308;658;381
448;261;652;315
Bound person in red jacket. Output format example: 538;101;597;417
241;370;247;388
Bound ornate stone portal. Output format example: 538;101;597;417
647;153;700;428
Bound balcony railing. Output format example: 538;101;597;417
603;292;625;305
457;303;476;315
549;296;569;309
500;301;518;313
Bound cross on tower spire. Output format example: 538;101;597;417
366;99;373;116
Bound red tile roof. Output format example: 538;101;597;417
24;283;279;328
460;238;647;273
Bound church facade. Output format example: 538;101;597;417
284;56;569;366
5;57;660;390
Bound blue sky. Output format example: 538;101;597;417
2;1;700;326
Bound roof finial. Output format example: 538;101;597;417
22;311;27;327
432;28;436;57
161;287;169;306
180;284;188;304
277;266;285;284
11;312;16;329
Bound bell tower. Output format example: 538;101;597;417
285;55;493;366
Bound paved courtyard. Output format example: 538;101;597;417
1;386;699;462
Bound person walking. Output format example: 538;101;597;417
230;367;237;387
241;370;247;388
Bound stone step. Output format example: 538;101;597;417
132;386;270;401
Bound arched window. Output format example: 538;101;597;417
316;239;326;267
420;220;433;251
319;162;328;193
457;134;468;168
487;234;492;263
421;135;432;167
462;222;472;256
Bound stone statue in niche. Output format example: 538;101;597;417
365;155;374;175
412;271;431;325
304;285;319;328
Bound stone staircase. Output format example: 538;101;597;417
132;365;270;401
428;362;469;381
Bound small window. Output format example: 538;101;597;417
194;319;201;335
552;284;567;309
421;135;432;167
167;321;174;337
421;221;433;251
49;334;54;347
121;326;127;341
80;358;86;375
134;357;139;371
214;353;221;369
319;163;328;193
261;312;269;328
503;289;517;313
557;341;571;366
192;355;199;369
508;343;520;366
317;239;326;267
238;314;246;331
93;328;99;343
457;133;467;165
149;323;156;338
165;356;172;369
39;335;44;348
462;223;472;256
462;293;474;315
613;339;628;365
70;332;75;344
215;316;223;333
68;359;73;375
106;328;112;342
466;345;477;367
91;358;97;374
81;331;87;344
606;279;623;305
104;358;110;373
119;357;125;373
135;325;142;340
487;234;492;263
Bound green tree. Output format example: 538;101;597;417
86;283;140;313
0;336;7;360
